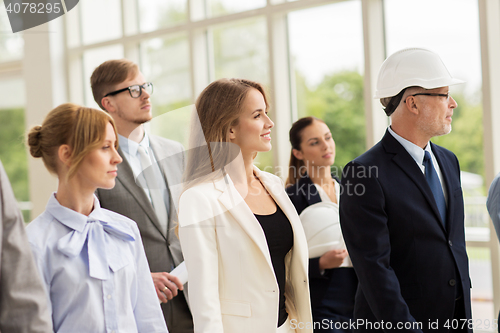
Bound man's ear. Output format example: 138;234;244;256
101;97;116;114
58;144;72;167
404;95;419;115
292;148;303;160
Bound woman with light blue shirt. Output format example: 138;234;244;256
26;103;168;333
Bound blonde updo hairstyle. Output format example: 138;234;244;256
28;103;118;180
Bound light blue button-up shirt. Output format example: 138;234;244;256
26;193;168;333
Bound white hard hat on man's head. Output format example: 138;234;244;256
374;47;464;99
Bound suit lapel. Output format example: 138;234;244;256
382;132;446;232
116;147;167;239
215;174;275;273
215;167;309;279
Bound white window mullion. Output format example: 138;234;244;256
361;0;388;149
267;11;292;176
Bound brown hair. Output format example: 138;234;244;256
27;103;118;180
286;116;325;186
90;59;139;110
183;78;269;188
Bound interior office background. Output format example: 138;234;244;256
1;0;499;330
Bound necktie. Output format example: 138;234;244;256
423;151;447;226
137;146;168;233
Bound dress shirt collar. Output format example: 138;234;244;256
118;131;150;157
46;193;136;280
46;193;122;231
388;126;432;166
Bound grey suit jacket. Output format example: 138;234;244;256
0;161;52;333
96;135;192;332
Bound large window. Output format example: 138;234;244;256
83;45;125;107
206;0;266;18
288;1;365;171
0;0;23;61
212;17;269;85
80;0;122;45
141;34;191;116
139;0;187;32
141;34;192;148
210;17;272;168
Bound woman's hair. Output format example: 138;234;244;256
286;116;325;186
27;103;118;180
183;78;268;188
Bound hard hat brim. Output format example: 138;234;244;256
374;77;465;99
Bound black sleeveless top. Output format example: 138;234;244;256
254;204;294;327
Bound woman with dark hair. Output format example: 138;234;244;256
286;117;357;333
26;103;167;333
178;78;312;333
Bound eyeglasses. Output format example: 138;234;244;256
104;82;153;98
405;92;450;102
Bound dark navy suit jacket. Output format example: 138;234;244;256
339;130;471;332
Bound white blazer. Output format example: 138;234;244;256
178;166;312;333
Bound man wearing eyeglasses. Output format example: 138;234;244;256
91;59;194;333
340;48;472;332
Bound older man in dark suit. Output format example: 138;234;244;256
340;48;472;332
91;59;193;333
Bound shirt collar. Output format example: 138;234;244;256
388;126;431;166
45;193;95;232
118;131;150;157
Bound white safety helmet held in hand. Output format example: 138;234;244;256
374;47;464;99
299;202;345;258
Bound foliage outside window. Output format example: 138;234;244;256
0;108;30;221
296;70;365;175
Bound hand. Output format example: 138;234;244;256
318;249;348;270
152;272;184;304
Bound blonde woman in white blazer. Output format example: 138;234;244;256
178;78;313;333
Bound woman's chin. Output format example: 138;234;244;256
99;180;116;190
261;143;272;152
